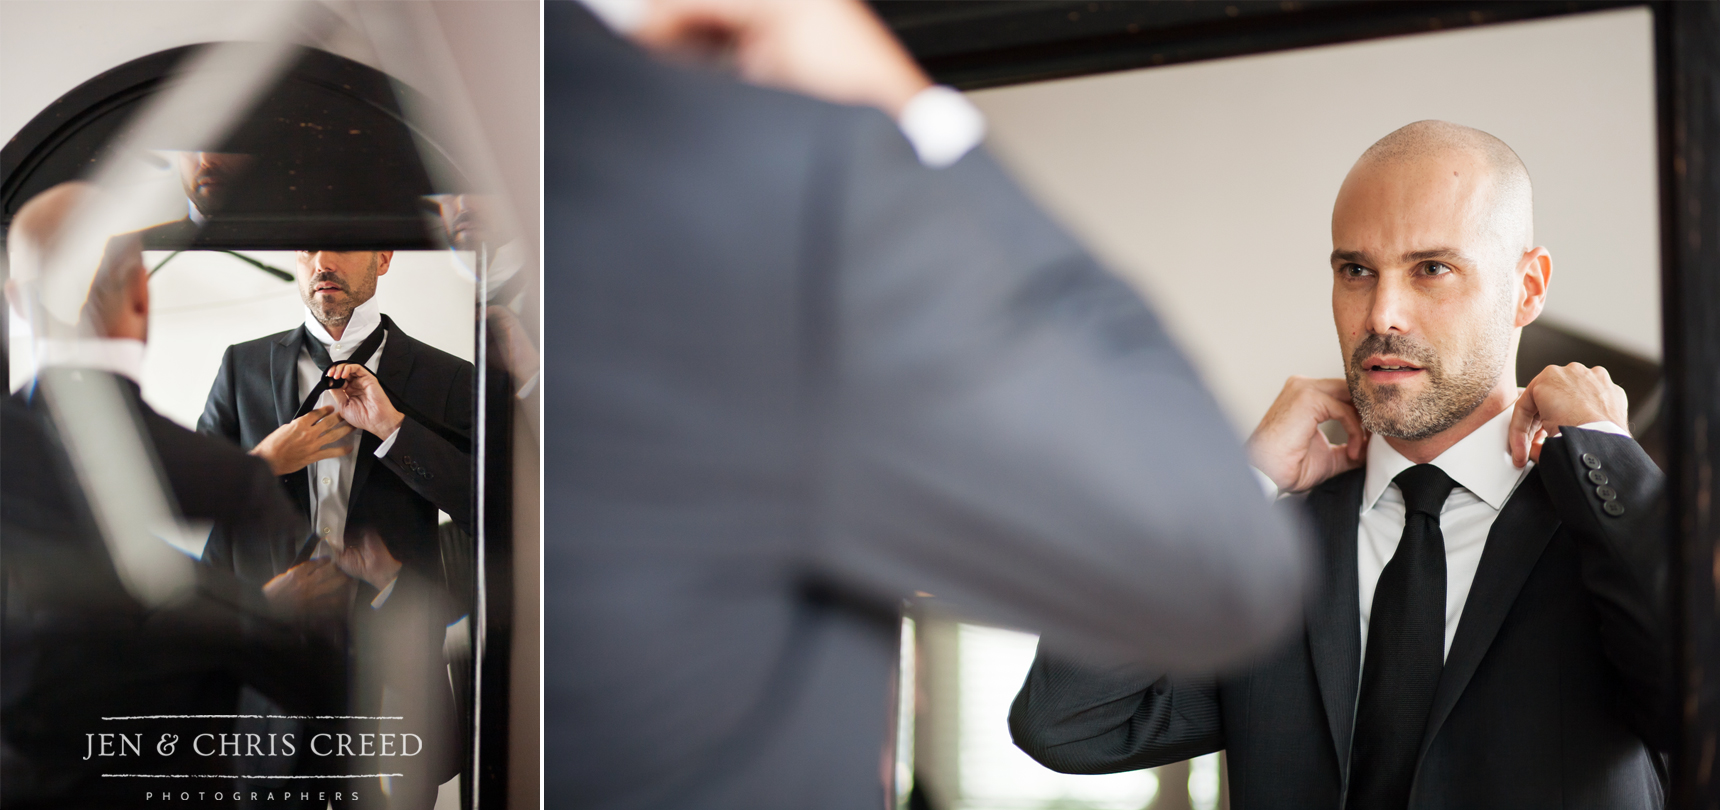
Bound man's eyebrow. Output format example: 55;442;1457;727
1402;248;1469;263
1330;249;1370;265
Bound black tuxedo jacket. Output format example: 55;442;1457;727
2;378;345;808
197;320;473;583
1011;428;1674;809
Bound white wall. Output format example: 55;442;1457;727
969;7;1659;435
139;250;476;428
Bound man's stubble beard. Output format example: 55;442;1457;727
303;254;379;332
1344;302;1513;442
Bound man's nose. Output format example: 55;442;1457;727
1365;274;1412;335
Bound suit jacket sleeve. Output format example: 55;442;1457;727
1009;648;1224;773
197;344;243;444
1537;427;1675;749
812;111;1310;669
379;413;473;533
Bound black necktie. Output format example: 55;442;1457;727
293;321;389;420
1346;463;1458;810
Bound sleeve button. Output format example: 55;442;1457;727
1588;469;1609;485
1603;501;1627;517
1582;453;1602;469
1595;484;1618;501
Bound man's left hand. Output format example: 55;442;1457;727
328;364;405;439
1508;363;1630;467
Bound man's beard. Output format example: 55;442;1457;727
302;256;378;329
1344;323;1509;441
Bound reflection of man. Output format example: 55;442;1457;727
545;1;1308;808
2;181;348;806
1013;122;1672;808
198;249;474;590
140;151;252;248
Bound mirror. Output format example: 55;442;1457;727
893;8;1662;810
1;8;532;806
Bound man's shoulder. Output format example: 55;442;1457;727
387;322;473;375
222;327;297;359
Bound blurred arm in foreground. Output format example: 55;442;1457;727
545;1;1310;807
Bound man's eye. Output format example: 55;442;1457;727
1423;262;1452;276
1342;264;1373;278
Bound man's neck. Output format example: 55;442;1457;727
321;318;349;341
1381;380;1518;465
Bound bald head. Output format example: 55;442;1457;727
6;182;147;338
1351;120;1534;252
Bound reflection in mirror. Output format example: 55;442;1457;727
1;4;535;807
896;9;1661;810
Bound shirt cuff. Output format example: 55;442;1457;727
897;85;986;169
374;425;402;457
1575;420;1631;438
370;577;398;609
1250;466;1280;501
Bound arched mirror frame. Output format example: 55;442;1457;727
870;0;1720;805
0;43;515;809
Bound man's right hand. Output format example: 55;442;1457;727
1247;376;1369;494
249;406;355;475
261;557;353;618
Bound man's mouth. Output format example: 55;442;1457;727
313;282;345;295
1362;356;1425;381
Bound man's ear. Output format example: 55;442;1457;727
375;251;393;278
1513;247;1552;328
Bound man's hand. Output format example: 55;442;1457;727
332;528;404;593
328;364;405;440
633;0;932;117
261;558;353;618
250;406;354;475
1508;363;1630;467
1247;376;1369;494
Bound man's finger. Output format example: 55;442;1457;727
1508;387;1541;467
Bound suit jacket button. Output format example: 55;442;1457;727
1604;501;1626;517
1596;484;1618;501
1588;469;1609;485
1582;452;1602;469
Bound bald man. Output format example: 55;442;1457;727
1010;122;1673;809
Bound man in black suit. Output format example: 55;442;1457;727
2;181;350;807
1011;121;1673;809
545;1;1310;808
198;248;473;588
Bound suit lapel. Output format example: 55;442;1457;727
1415;467;1559;761
348;320;416;510
1304;469;1365;778
271;329;303;426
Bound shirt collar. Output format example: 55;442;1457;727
1361;401;1531;513
37;338;147;385
303;296;382;351
186;198;207;226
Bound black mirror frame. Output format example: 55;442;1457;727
871;1;1720;805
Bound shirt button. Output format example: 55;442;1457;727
320;526;332;535
1581;453;1602;470
321;477;332;485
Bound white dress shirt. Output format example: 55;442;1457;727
36;337;146;384
297;297;400;556
1356;404;1629;661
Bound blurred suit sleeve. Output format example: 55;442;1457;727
810;111;1309;668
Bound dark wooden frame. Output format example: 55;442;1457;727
870;1;1720;805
